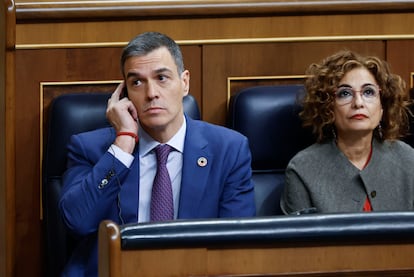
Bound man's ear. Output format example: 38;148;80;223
181;70;190;96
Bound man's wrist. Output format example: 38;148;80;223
116;131;139;143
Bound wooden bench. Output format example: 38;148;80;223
98;212;414;276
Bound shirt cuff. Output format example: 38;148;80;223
108;144;134;168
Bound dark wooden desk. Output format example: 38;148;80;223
98;213;414;277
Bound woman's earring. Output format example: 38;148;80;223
377;122;383;140
331;127;337;141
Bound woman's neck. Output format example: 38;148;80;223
336;133;373;170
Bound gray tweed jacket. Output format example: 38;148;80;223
281;139;414;214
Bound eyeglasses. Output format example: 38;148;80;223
334;85;380;106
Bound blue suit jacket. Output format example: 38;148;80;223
59;116;255;276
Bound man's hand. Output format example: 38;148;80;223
106;82;139;153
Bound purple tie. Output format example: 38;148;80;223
150;144;174;221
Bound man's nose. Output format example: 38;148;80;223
145;81;158;98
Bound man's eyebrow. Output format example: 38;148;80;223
154;67;173;74
126;72;140;79
126;68;173;79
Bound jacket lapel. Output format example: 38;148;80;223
178;117;212;218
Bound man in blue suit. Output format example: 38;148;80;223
59;31;255;276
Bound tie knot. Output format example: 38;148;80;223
155;144;172;165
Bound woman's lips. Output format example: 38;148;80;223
350;114;368;120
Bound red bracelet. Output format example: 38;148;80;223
116;132;139;143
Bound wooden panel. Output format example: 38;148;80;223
14;48;122;277
387;40;414;89
227;75;307;102
14;0;414;21
202;41;384;125
205;244;414;275
15;13;414;46
122;244;414;276
0;3;6;277
98;221;121;277
1;1;16;277
121;248;208;277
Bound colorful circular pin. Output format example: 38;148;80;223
197;157;207;167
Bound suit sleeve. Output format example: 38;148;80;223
59;133;130;236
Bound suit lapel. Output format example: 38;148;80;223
178;118;212;218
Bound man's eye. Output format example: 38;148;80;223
158;75;167;81
133;80;142;86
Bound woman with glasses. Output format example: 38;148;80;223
281;50;414;215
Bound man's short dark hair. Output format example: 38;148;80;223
120;32;185;76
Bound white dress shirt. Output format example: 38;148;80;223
108;116;186;222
